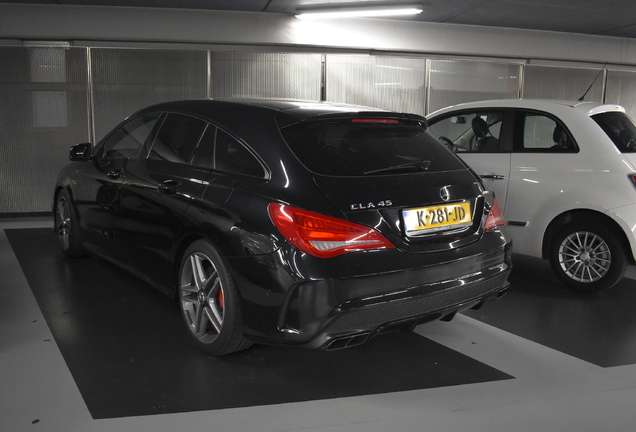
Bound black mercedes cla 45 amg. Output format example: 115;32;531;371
53;99;512;355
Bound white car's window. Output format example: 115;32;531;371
523;114;557;149
592;112;636;153
520;113;576;152
427;111;504;153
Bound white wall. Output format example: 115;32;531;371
2;3;636;67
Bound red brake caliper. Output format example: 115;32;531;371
218;290;224;309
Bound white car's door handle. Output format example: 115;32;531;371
480;174;506;180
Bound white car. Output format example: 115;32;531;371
427;99;636;293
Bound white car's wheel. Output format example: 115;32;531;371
549;221;628;293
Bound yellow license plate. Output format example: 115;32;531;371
402;202;472;236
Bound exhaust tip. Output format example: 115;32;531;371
324;332;370;351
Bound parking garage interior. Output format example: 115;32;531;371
4;1;636;431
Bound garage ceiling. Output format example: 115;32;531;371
3;0;636;39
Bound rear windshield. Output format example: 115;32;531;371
592;111;636;153
280;119;466;176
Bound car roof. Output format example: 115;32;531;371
427;99;626;118
135;98;426;128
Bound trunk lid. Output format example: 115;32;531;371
313;170;486;253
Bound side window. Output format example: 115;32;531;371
427;111;504;153
149;113;207;163
592;111;636;153
520;113;576;152
215;129;265;177
191;126;216;169
191;126;265;178
101;114;160;159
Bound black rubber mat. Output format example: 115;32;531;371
6;228;513;419
465;254;636;368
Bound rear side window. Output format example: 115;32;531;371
281;119;466;176
101;114;160;159
191;126;266;178
518;112;576;153
215;129;265;177
592;111;636;153
149;113;207;163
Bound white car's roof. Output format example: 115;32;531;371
427;99;626;118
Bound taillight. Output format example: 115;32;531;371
268;203;395;258
627;173;636;190
484;198;505;231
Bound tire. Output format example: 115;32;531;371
549;220;628;293
54;190;88;258
178;239;252;355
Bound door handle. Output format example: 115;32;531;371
480;174;506;180
158;180;180;194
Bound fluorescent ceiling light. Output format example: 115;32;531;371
295;5;423;20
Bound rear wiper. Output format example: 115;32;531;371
364;160;431;175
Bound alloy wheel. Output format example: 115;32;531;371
55;195;72;251
558;230;611;283
180;252;225;344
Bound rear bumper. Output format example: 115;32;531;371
226;229;512;349
295;265;510;350
607;202;636;261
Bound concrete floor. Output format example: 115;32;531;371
2;216;636;432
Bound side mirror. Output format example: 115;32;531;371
69;143;93;161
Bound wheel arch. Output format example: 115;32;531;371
53;185;71;209
542;209;633;263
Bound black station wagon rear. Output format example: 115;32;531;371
54;99;512;355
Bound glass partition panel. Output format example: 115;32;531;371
428;60;520;113
523;65;604;102
2;44;633;214
0;46;89;213
91;48;208;141
210;52;321;101
326;55;426;115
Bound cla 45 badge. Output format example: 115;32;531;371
350;200;393;210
